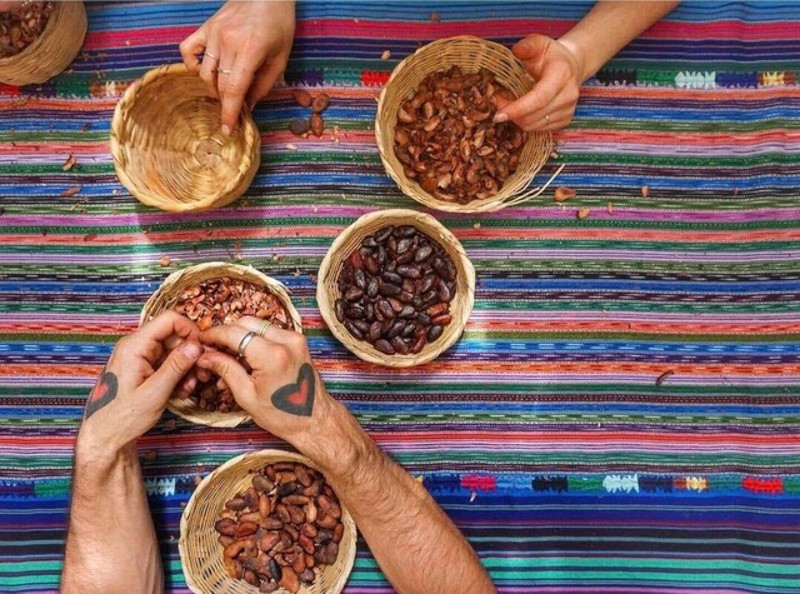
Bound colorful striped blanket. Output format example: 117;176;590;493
1;1;800;592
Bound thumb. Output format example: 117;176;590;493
195;349;254;408
142;340;203;397
512;34;554;74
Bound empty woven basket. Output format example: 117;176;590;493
180;449;357;594
0;1;87;86
110;64;260;212
375;35;563;213
141;262;302;427
317;208;476;367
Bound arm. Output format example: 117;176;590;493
62;313;203;594
197;318;495;594
180;0;296;135
497;1;679;131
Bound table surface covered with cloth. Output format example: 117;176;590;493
2;1;800;592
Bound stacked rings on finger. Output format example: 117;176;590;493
256;320;272;337
237;331;258;358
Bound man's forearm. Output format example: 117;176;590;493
560;1;679;81
62;432;163;594
309;402;495;594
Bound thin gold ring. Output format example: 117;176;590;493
217;67;233;75
256;320;272;337
203;51;219;61
237;331;257;358
545;113;551;124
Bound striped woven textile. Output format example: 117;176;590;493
2;1;800;592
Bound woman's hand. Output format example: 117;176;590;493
80;312;202;452
179;1;296;135
494;34;586;132
197;317;341;460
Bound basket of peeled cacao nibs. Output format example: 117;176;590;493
375;35;558;213
0;1;86;86
141;262;302;427
317;209;475;367
180;450;356;594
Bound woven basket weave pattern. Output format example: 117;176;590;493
140;262;302;427
317;209;476;368
110;64;260;212
375;36;556;213
180;450;357;594
0;2;87;86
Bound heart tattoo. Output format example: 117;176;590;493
84;366;119;420
271;363;316;417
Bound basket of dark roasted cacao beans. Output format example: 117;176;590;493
375;35;561;213
141;262;302;427
0;1;86;85
180;450;357;594
317;209;475;367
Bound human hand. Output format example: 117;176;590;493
179;0;296;135
79;312;202;452
196;317;343;461
494;34;586;132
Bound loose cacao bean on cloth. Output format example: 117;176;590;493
171;277;292;412
393;66;527;204
0;2;53;58
215;462;344;593
336;225;457;356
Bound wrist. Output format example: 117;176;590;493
76;423;137;472
557;35;591;83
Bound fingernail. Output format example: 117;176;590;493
196;357;211;369
221;124;231;136
182;342;202;359
493;112;508;123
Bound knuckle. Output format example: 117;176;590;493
271;345;291;368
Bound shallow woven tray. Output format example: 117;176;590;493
180;449;357;594
110;64;260;212
375;35;564;213
140;262;302;427
317;208;475;367
0;1;87;86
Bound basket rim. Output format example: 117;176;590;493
316;208;476;368
109;63;260;213
179;449;357;594
0;1;69;66
140;261;303;427
374;35;557;214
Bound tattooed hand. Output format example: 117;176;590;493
197;317;342;459
81;312;202;451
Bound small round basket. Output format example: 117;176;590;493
141;262;302;427
180;449;357;594
110;64;260;212
317;208;475;368
376;35;562;214
0;1;87;86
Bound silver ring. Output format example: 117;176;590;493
203;51;219;61
237;331;257;358
256;320;272;337
217;68;233;75
545;113;551;124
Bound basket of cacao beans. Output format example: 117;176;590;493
317;209;475;367
141;262;302;427
0;1;86;86
110;63;260;212
180;450;357;594
375;35;560;213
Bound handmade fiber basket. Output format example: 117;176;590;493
180;449;357;594
110;64;260;212
317;209;475;368
0;1;87;85
141;262;302;427
375;35;563;213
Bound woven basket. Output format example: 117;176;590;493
140;262;302;427
110;64;260;212
0;2;86;86
317;209;475;368
180;449;357;594
375;36;564;213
